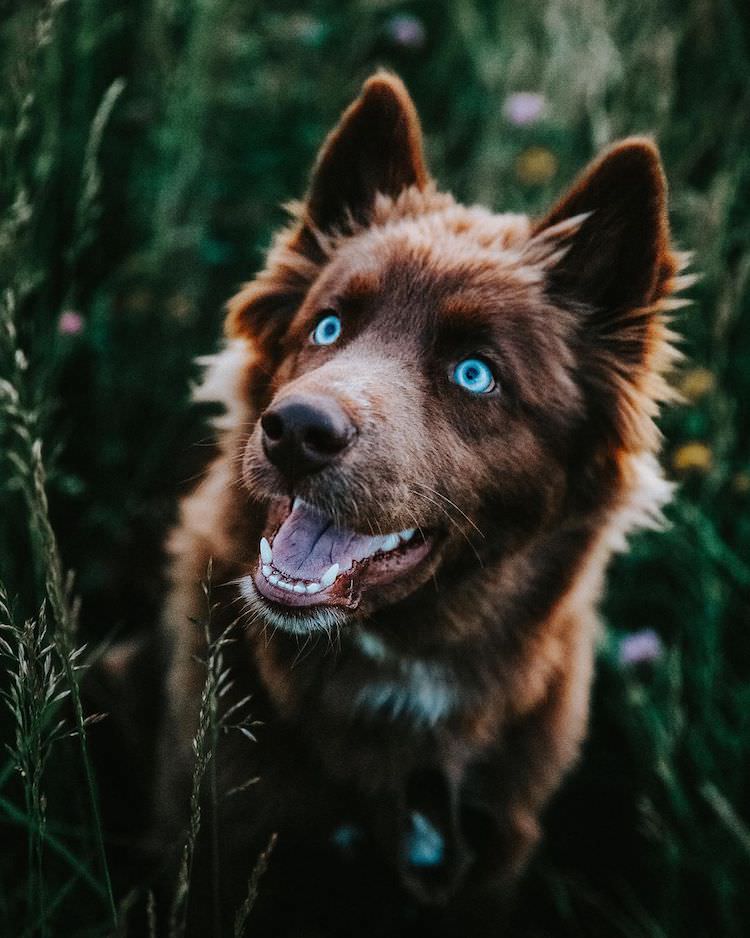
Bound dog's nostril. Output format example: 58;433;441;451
305;425;351;455
260;411;285;442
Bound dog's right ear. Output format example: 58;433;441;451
302;71;429;236
227;73;428;343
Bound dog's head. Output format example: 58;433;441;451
226;73;682;636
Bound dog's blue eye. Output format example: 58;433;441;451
311;314;341;346
452;358;495;394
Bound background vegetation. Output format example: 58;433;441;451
1;0;749;935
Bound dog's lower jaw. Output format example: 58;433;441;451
239;576;352;636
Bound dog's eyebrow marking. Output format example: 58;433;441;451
343;269;381;295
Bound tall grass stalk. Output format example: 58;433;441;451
68;76;127;284
0;590;58;937
0;588;104;936
233;832;277;938
168;562;255;938
168;569;214;938
0;292;117;930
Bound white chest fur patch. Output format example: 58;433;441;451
352;631;458;727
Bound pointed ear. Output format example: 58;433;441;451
226;74;428;344
303;71;429;234
532;138;673;314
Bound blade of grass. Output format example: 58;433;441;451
233;832;277;938
0;797;106;898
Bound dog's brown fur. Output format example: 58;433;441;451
156;73;689;936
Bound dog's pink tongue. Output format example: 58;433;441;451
270;501;380;581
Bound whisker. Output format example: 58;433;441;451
410;488;484;568
291;631;314;668
411;481;485;539
403;504;427;546
222;576;250;589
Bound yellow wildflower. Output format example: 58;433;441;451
678;367;715;403
672;442;713;474
515;147;557;186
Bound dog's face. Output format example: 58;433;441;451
232;74;676;636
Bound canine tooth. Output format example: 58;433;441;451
269;574;279;585
306;582;321;594
381;533;400;552
399;528;415;542
259;537;273;564
262;564;271;576
320;563;339;588
293;583;306;593
293;496;304;510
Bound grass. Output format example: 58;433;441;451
0;0;749;935
167;563;258;938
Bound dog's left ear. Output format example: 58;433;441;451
302;71;429;235
532;138;674;317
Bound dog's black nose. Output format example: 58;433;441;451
261;394;356;480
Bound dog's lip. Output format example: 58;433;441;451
251;497;434;610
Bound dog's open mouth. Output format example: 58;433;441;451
252;498;434;610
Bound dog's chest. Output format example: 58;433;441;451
251;627;481;794
345;630;460;728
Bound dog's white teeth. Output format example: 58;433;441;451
358;527;418;560
259;537;273;564
363;536;386;558
320;563;339;588
293;496;304;511
381;533;400;552
263;562;326;594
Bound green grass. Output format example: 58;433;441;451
1;0;749;935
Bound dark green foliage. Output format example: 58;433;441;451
0;0;748;935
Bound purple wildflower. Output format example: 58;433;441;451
385;14;426;50
619;629;664;667
503;92;546;127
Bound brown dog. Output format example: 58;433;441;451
157;72;688;936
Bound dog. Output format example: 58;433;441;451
154;71;688;936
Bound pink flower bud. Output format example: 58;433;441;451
58;311;84;335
